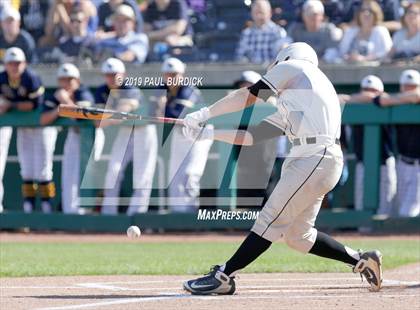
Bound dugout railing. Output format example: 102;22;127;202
0;103;419;232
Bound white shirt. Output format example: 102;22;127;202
261;59;342;157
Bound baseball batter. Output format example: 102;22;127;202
98;58;158;215
339;75;396;217
156;58;212;212
182;43;383;295
0;47;56;213
375;69;420;217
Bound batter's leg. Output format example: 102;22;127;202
0;127;12;212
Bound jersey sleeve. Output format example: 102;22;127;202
40;96;58;113
94;87;106;107
28;73;45;107
261;62;301;94
76;88;94;107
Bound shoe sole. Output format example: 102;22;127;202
368;251;383;292
183;282;235;295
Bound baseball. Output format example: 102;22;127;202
126;226;141;238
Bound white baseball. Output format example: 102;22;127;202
126;226;141;238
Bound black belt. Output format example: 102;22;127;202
293;137;340;146
400;155;420;165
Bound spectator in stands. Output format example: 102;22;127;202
236;0;291;64
97;4;149;64
387;3;420;62
19;0;50;44
288;0;342;62
339;1;392;63
374;70;420;217
339;75;396;217
39;0;98;47
58;11;97;61
97;0;144;39
144;0;193;47
0;7;36;63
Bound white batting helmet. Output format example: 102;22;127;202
275;42;319;67
361;75;384;92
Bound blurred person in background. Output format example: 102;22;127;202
97;0;144;39
339;1;392;63
236;0;291;64
98;4;149;64
375;69;420;217
339;75;396;217
288;0;342;62
387;3;420;62
0;6;36;63
144;0;193;48
19;0;50;44
154;58;212;212
39;63;96;214
57;11;97;61
0;47;56;213
39;0;97;47
98;58;158;215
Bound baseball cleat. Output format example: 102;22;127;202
353;250;383;292
183;265;236;295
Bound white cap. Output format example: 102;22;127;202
4;47;25;63
275;42;319;67
161;57;186;74
240;71;262;84
399;69;420;86
303;0;324;15
1;6;21;21
113;4;135;20
360;75;384;92
101;57;126;74
57;63;80;79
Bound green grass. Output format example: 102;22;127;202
0;240;419;277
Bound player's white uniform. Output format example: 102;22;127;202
100;88;158;215
0;126;12;212
168;127;213;212
251;60;343;253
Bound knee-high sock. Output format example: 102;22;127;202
309;231;359;266
222;232;272;276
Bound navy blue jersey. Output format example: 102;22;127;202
41;85;94;113
164;85;200;119
0;68;44;110
353;125;394;164
396;125;420;159
94;84;141;110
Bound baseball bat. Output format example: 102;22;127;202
58;105;185;125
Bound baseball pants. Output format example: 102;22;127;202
397;158;420;217
101;125;158;215
0;127;12;212
168;126;213;212
252;145;343;253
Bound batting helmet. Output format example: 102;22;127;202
275;42;319;67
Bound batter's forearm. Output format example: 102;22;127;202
214;129;253;146
208;88;257;119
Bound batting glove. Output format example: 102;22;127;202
184;107;211;130
182;124;214;141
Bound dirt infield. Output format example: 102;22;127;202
1;264;419;310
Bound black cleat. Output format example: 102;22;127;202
183;265;236;295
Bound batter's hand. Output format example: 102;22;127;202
182;124;214;141
184;107;211;130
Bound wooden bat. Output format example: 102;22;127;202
58;105;185;125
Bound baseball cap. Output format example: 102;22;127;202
112;4;135;20
303;0;325;15
361;75;384;92
4;47;26;63
399;69;420;86
1;6;21;21
161;57;186;74
239;71;262;84
101;58;126;74
57;63;80;79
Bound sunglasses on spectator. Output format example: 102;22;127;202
71;19;83;24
